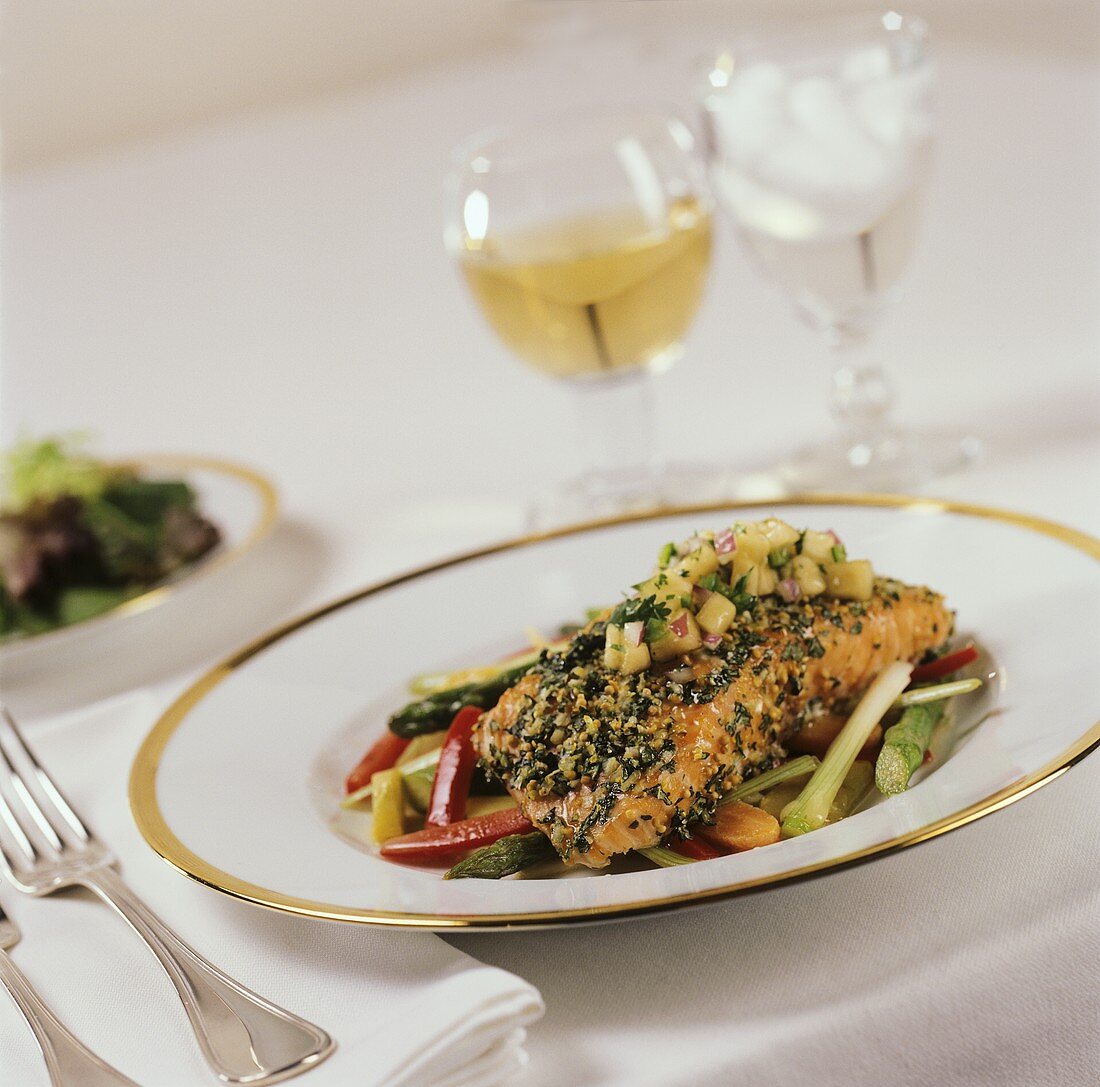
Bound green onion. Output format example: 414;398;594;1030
767;547;791;568
717;755;820;807
895;677;982;707
639;846;696;867
781;661;913;837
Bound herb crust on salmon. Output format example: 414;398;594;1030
476;579;951;867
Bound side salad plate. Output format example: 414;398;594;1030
130;496;1100;930
0;450;278;677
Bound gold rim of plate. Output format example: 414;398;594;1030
129;493;1100;929
1;455;280;652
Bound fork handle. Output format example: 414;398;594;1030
83;867;334;1085
0;950;141;1087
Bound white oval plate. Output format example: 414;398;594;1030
130;496;1100;930
0;456;278;681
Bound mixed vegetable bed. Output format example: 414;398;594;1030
341;518;983;880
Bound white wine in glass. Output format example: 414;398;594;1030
446;111;713;525
458;197;712;379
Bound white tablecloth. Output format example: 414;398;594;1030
0;696;543;1087
4;5;1099;1085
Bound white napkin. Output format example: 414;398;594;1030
0;694;543;1087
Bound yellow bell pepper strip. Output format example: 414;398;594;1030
369;768;406;844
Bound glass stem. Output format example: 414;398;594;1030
826;327;896;445
568;369;660;507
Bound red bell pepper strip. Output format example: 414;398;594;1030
426;705;482;827
910;644;978;684
380;807;535;865
345;731;410;795
669;836;724;861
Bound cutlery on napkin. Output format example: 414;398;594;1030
0;693;543;1087
0;704;333;1086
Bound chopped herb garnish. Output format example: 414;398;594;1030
608;594;671;630
699;572;756;613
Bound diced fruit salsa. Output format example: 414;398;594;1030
604;518;871;677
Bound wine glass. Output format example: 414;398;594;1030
700;12;978;491
444;109;714;526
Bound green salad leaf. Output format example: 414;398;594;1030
2;435;113;512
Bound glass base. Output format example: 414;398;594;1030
525;459;792;531
524;428;981;531
525;468;662;532
776;427;982;493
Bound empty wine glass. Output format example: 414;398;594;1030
700;12;978;490
445;109;714;526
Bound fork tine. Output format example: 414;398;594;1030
10;773;64;851
0;737;60;859
0;707;90;844
0;783;39;873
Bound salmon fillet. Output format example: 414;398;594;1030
475;578;952;868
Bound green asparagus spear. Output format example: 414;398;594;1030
444;832;556;880
875;700;946;795
388;659;535;737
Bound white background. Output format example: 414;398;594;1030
3;3;1099;1085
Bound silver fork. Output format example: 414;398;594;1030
0;898;141;1086
0;706;335;1086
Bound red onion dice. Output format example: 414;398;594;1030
702;633;723;649
691;585;711;607
623;620;645;647
776;578;801;603
715;529;737;559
